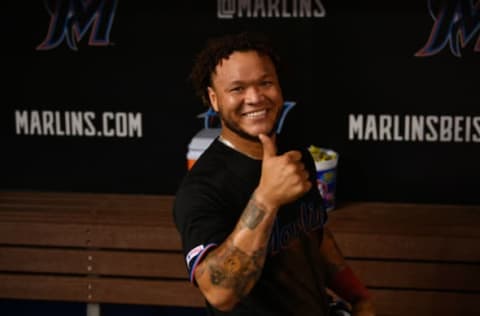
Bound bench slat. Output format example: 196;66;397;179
0;273;89;302
0;222;181;250
0;247;188;279
0;247;89;275
87;225;181;250
335;232;480;262
0;222;89;247
91;250;187;278
371;289;480;316
349;260;480;291
89;278;204;307
0;194;175;227
0;274;204;307
331;202;480;238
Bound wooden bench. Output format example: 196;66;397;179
328;202;480;315
0;191;203;311
0;191;479;315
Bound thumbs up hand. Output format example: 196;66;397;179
254;134;312;213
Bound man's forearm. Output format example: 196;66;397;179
320;227;375;314
320;226;348;276
194;195;277;311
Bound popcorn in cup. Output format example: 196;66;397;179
308;145;338;212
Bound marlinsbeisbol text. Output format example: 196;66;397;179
349;114;480;143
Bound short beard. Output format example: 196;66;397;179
219;112;277;142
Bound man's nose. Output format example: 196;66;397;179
244;86;263;104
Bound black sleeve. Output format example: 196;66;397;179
173;179;233;284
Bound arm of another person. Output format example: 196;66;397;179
320;226;376;316
194;134;311;311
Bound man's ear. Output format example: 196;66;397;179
207;87;219;112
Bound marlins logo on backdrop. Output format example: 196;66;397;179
416;0;480;57
37;0;118;51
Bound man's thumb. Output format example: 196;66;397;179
259;133;277;159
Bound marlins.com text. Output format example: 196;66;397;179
15;110;143;138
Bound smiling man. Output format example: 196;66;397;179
207;49;283;144
173;32;375;316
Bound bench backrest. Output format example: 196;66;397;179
1;192;479;315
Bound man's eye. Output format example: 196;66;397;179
230;87;243;92
261;81;273;86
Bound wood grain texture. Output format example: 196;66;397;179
0;191;479;315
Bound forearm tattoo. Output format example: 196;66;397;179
239;197;266;229
207;240;265;299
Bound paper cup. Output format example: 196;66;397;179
312;148;338;212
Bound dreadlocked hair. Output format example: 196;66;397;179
189;32;282;107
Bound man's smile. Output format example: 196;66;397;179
242;109;268;118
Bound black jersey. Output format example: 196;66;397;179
173;137;329;316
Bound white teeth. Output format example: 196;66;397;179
244;110;266;118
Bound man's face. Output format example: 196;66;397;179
208;51;284;141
